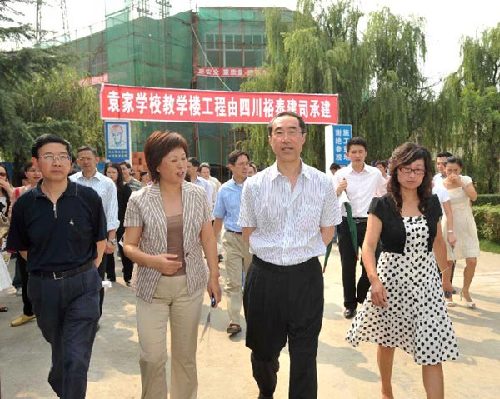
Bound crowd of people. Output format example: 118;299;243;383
0;111;483;399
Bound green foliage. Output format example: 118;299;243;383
472;204;500;243
479;239;500;254
0;1;101;173
475;194;500;206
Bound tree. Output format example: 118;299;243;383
0;0;68;170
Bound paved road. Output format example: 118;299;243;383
1;248;499;398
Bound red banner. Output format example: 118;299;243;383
100;84;338;125
195;66;264;78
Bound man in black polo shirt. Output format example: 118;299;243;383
7;134;107;399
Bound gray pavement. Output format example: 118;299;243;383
1;247;499;398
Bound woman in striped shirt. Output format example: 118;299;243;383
123;131;221;399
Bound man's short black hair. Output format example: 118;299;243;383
31;134;72;158
267;111;307;136
120;161;132;169
188;157;200;168
76;145;98;156
437;151;453;158
346;137;367;152
228;150;249;165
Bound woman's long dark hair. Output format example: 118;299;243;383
104;163;125;192
0;163;11;215
388;143;433;215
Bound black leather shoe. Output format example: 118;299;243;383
343;308;357;319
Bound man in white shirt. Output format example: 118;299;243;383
187;157;213;209
240;112;341;399
433;151;453;187
70;146;119;316
333;137;387;319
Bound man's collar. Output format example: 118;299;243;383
270;160;311;181
347;163;368;173
77;169;104;180
33;179;77;198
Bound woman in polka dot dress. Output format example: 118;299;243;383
346;143;458;399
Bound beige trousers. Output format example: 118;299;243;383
136;275;203;399
222;231;252;325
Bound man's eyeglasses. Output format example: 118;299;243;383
41;153;71;162
399;167;426;176
272;129;302;138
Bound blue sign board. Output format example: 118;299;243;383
104;121;131;163
332;124;352;165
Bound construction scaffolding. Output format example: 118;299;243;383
63;4;293;169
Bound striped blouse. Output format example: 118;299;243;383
124;182;211;302
239;162;342;266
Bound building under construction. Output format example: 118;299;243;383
61;2;293;170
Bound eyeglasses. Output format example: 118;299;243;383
41;153;71;162
0;172;6;177
272;128;302;138
399;167;426;176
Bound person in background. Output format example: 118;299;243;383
120;161;142;191
329;162;341;176
247;162;258;177
70;146;119;317
0;163;12;313
442;156;479;308
9;162;42;327
213;150;252;336
347;142;458;399
7;134;107;399
375;160;390;181
332;137;387;319
186;157;213;208
123;131;221;399
199;162;218;211
140;171;151;186
0;163;13;217
104;163;133;286
433;151;453;187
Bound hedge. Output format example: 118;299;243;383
472;204;500;244
475;194;500;206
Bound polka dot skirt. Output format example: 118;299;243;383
346;216;459;365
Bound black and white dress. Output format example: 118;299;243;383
346;216;459;365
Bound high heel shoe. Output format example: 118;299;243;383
460;289;476;309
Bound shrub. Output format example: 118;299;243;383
475;194;500;206
472;205;500;244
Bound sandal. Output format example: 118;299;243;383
0;305;8;312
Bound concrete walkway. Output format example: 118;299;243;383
1;247;499;398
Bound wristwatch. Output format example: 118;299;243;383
108;238;117;245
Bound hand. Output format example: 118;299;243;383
153;253;182;275
447;231;457;247
336;178;347;196
370;279;388;308
207;275;221;307
105;241;115;254
0;179;12;194
442;279;453;294
448;174;460;185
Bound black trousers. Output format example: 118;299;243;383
243;256;323;399
28;266;101;399
105;231;133;283
97;256;106;316
337;218;381;310
17;255;33;317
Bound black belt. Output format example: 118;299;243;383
226;229;242;235
31;261;94;280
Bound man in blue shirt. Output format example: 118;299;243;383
7;134;107;399
213;150;252;336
